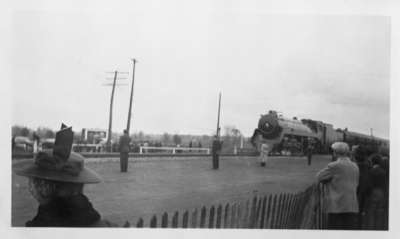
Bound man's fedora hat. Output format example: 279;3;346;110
14;124;101;184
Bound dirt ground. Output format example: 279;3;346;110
12;155;332;226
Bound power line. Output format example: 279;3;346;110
105;77;128;80
105;71;129;74
102;83;128;86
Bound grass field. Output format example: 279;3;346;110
12;155;332;226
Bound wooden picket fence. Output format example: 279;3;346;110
124;182;387;229
129;184;323;229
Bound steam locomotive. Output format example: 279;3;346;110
251;110;389;155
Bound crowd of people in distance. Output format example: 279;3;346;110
316;142;389;230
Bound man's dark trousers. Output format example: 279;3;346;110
307;152;312;166
211;139;221;170
212;153;219;169
120;152;128;172
327;213;358;230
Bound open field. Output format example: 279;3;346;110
12;155;332;226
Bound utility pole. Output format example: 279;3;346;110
216;92;222;138
103;70;128;152
212;92;222;170
126;58;138;135
107;71;118;151
370;128;373;137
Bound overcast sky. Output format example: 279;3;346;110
11;7;390;138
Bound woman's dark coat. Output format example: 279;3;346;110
26;194;114;227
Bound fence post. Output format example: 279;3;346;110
216;205;223;228
320;184;327;229
277;193;284;228
230;203;237;228
291;193;298;228
150;215;157;228
136;218;144;228
208;206;215;228
161;212;168;228
265;195;272;228
315;184;321;229
182;210;189;228
123;221;130;227
223;203;230;228
242;200;249;228
200;206;207;228
172;211;179;228
302;190;311;228
278;194;287;228
249;195;258;228
290;194;299;229
256;197;263;228
293;193;302;228
296;192;307;228
191;208;198;228
284;193;291;227
299;187;315;229
290;193;298;228
283;194;293;228
270;194;277;229
260;196;267;228
236;202;242;228
314;185;321;229
296;193;304;228
273;193;281;228
280;193;288;228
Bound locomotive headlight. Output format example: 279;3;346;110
257;113;282;139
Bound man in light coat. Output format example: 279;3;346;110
316;142;359;230
260;143;270;167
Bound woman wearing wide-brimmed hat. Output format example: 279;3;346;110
14;125;115;227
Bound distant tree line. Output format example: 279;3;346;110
12;125;83;143
12;125;253;153
12;125;55;139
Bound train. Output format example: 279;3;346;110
251;110;389;156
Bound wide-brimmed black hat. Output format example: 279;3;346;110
14;124;101;184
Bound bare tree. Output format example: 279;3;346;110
172;134;182;146
162;133;171;145
222;125;242;153
20;127;31;137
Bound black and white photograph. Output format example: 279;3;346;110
3;0;400;237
